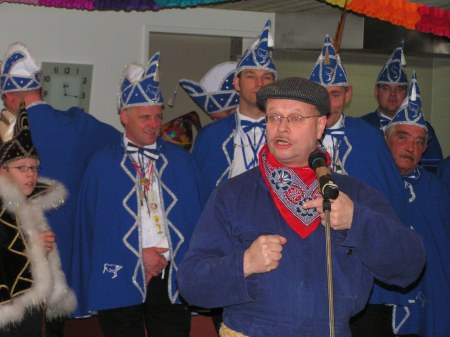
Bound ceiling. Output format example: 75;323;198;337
208;0;450;12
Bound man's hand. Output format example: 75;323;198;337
39;230;56;252
303;191;354;231
142;247;169;284
243;235;287;277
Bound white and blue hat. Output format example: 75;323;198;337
118;52;163;110
179;62;239;116
235;20;277;79
376;41;408;86
0;42;41;94
309;35;349;87
386;72;427;133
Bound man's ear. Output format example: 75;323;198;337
374;85;379;99
316;115;327;140
119;109;128;127
233;75;240;93
422;138;428;154
344;85;353;104
2;93;13;109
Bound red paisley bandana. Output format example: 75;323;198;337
258;144;325;238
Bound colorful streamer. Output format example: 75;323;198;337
0;0;448;39
0;0;227;10
325;0;450;38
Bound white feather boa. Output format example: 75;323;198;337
0;175;77;328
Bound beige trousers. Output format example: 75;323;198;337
219;323;249;337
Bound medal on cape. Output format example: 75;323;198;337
141;177;149;187
148;190;163;235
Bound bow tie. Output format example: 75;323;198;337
379;116;391;129
377;112;392;129
126;142;159;161
324;128;345;137
404;166;421;181
240;120;266;133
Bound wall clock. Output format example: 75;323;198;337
41;62;93;112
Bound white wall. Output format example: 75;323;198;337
0;4;274;130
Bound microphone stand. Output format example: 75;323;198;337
323;198;335;337
308;149;339;337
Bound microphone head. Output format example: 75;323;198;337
308;149;327;169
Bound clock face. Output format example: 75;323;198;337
41;62;93;112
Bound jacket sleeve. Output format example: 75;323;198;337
177;187;257;308
334;175;426;288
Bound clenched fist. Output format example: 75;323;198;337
243;234;287;277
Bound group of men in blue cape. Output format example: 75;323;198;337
187;23;448;337
0;17;448;337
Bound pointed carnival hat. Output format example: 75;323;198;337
178;62;239;117
386;72;427;133
161;111;202;150
0;105;39;166
309;35;349;87
376;41;408;86
235;19;277;79
0;42;41;94
118;51;163;110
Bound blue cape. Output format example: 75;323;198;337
386;168;450;336
27;102;120;287
71;136;202;316
191;113;238;203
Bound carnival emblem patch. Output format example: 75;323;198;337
103;263;123;279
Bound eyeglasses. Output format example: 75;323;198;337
6;165;40;173
266;114;321;125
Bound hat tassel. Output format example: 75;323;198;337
168;84;179;108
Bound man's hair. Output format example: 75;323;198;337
385;123;429;141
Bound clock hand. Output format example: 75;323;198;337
63;83;79;98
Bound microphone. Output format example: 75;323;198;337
308;150;339;200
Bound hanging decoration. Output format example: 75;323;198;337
1;0;448;39
0;0;227;11
325;0;450;38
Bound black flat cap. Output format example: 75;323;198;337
256;77;330;116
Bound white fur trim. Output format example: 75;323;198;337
0;175;76;327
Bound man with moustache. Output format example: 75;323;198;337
369;73;450;337
177;77;425;337
191;20;277;203
71;52;202;337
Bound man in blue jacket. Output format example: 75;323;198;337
365;73;450;337
177;77;425;337
308;35;410;230
191;20;277;203
71;52;202;337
